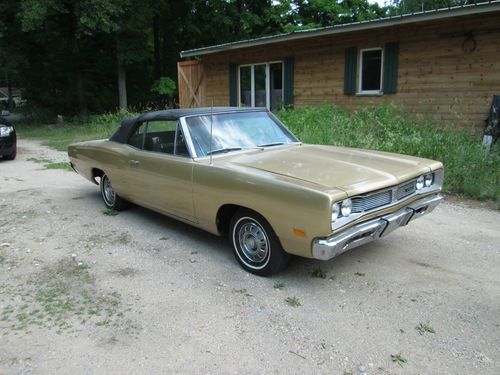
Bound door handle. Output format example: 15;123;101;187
128;160;140;166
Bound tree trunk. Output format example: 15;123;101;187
117;37;127;113
6;73;14;110
153;15;161;80
69;11;88;116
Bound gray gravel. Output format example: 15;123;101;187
0;140;499;374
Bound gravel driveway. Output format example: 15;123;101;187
1;140;499;374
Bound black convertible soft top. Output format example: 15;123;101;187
109;107;266;144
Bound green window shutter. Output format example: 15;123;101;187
229;64;238;106
383;42;399;94
283;57;294;107
344;47;357;95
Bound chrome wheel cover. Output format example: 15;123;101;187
102;176;116;207
237;220;269;264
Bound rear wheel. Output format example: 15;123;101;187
230;209;290;276
99;174;129;210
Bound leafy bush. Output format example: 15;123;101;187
278;104;500;203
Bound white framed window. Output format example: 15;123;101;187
359;48;384;95
238;61;284;111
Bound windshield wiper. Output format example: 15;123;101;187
258;142;285;147
206;147;242;155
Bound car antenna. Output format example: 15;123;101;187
209;100;213;165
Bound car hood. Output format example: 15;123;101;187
228;144;441;196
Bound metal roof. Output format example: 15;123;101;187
180;1;500;58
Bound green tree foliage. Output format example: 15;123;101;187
290;0;386;28
1;0;469;116
388;0;478;15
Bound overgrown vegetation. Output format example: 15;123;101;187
279;104;500;204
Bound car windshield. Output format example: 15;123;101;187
184;111;299;157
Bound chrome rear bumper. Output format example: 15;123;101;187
312;194;443;261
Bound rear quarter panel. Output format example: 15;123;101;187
68;140;133;200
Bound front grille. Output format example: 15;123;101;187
397;180;416;200
351;190;392;213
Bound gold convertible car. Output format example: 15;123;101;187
68;107;443;276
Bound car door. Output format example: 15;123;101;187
124;120;196;222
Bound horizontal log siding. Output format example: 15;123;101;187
199;13;500;130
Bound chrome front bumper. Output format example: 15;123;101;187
312;194;443;261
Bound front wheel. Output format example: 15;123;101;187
99;174;129;210
230;209;290;276
3;148;16;160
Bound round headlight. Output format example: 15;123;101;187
416;175;424;190
424;174;433;187
331;203;340;222
341;199;352;217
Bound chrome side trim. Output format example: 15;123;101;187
313;194;443;261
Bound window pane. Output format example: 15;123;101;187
127;123;146;149
361;50;382;91
174;126;190;157
185;112;298;157
270;63;283;111
144;121;177;153
147;121;177;132
254;64;266;107
240;66;251;107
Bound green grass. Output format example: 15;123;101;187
45;162;73;170
285;296;301;307
17;112;130;151
416;321;436;335
1;260;128;332
27;157;73;171
102;208;119;216
391;353;407;367
278;104;500;204
311;267;327;279
273;281;285;290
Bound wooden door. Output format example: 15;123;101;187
177;60;204;108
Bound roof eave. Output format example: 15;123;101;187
180;1;500;58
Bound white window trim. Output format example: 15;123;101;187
358;47;384;95
238;61;284;110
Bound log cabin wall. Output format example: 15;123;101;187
197;12;500;130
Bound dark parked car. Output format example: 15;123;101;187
0;116;16;160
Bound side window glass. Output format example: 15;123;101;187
127;122;147;149
175;125;190;157
143;121;177;154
